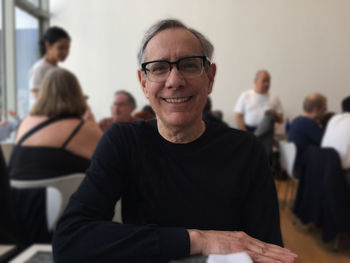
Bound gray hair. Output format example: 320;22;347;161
137;19;214;68
114;90;136;107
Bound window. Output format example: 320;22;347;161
15;7;39;116
26;0;40;7
0;0;49;119
0;0;4;116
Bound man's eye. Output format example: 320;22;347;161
181;60;201;71
150;63;168;74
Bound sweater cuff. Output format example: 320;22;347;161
156;227;190;262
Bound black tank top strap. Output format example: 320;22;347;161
61;119;85;149
17;116;61;146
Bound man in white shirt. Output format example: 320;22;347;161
234;70;283;132
322;96;350;183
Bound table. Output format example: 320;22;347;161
9;244;52;263
0;245;17;263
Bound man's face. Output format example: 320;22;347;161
110;93;135;122
254;72;270;94
138;28;216;129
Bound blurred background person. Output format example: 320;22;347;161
202;97;227;126
133;104;155;121
322;96;350;184
320;111;335;129
29;26;70;110
288;93;327;176
99;90;136;132
234;70;283;132
9;68;102;245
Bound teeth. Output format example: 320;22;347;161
165;97;190;103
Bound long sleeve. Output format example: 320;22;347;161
242;141;283;246
52;126;190;263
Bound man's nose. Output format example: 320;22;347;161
165;66;185;89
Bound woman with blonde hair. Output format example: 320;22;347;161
9;68;102;245
11;68;101;178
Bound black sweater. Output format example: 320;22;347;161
53;120;282;263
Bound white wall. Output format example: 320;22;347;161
50;0;350;129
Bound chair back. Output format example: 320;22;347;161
10;173;85;230
46;187;63;231
278;141;297;177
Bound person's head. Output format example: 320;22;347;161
40;26;71;62
320;111;335;128
137;19;216;129
30;68;86;117
341;96;350;112
111;90;136;122
303;93;327;122
254;70;271;94
142;105;155;117
133;105;156;121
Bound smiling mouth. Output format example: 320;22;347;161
163;97;192;103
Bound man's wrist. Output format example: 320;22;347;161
188;229;204;255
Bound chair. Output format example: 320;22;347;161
46;187;63;231
278;141;297;208
294;146;350;246
10;173;85;231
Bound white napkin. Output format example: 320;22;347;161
207;252;253;263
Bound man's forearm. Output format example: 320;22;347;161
235;113;247;131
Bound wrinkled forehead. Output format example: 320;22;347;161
144;28;203;61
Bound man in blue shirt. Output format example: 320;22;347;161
288;93;327;175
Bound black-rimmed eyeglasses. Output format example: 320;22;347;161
141;56;210;83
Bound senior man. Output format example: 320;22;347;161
53;19;297;263
234;70;283;132
98;90;136;132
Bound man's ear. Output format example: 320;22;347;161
138;70;149;99
207;63;216;95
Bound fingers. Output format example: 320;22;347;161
191;230;297;263
242;235;297;263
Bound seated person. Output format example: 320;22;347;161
202;97;227;126
134;105;156;121
234;70;283;133
288;93;327;175
322;96;350;184
53;19;297;263
98;90;136;132
9;68;102;244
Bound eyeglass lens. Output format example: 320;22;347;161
145;57;205;82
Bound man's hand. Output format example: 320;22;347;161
266;109;283;124
189;230;297;263
235;113;247;131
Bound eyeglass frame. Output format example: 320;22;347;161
141;56;211;82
